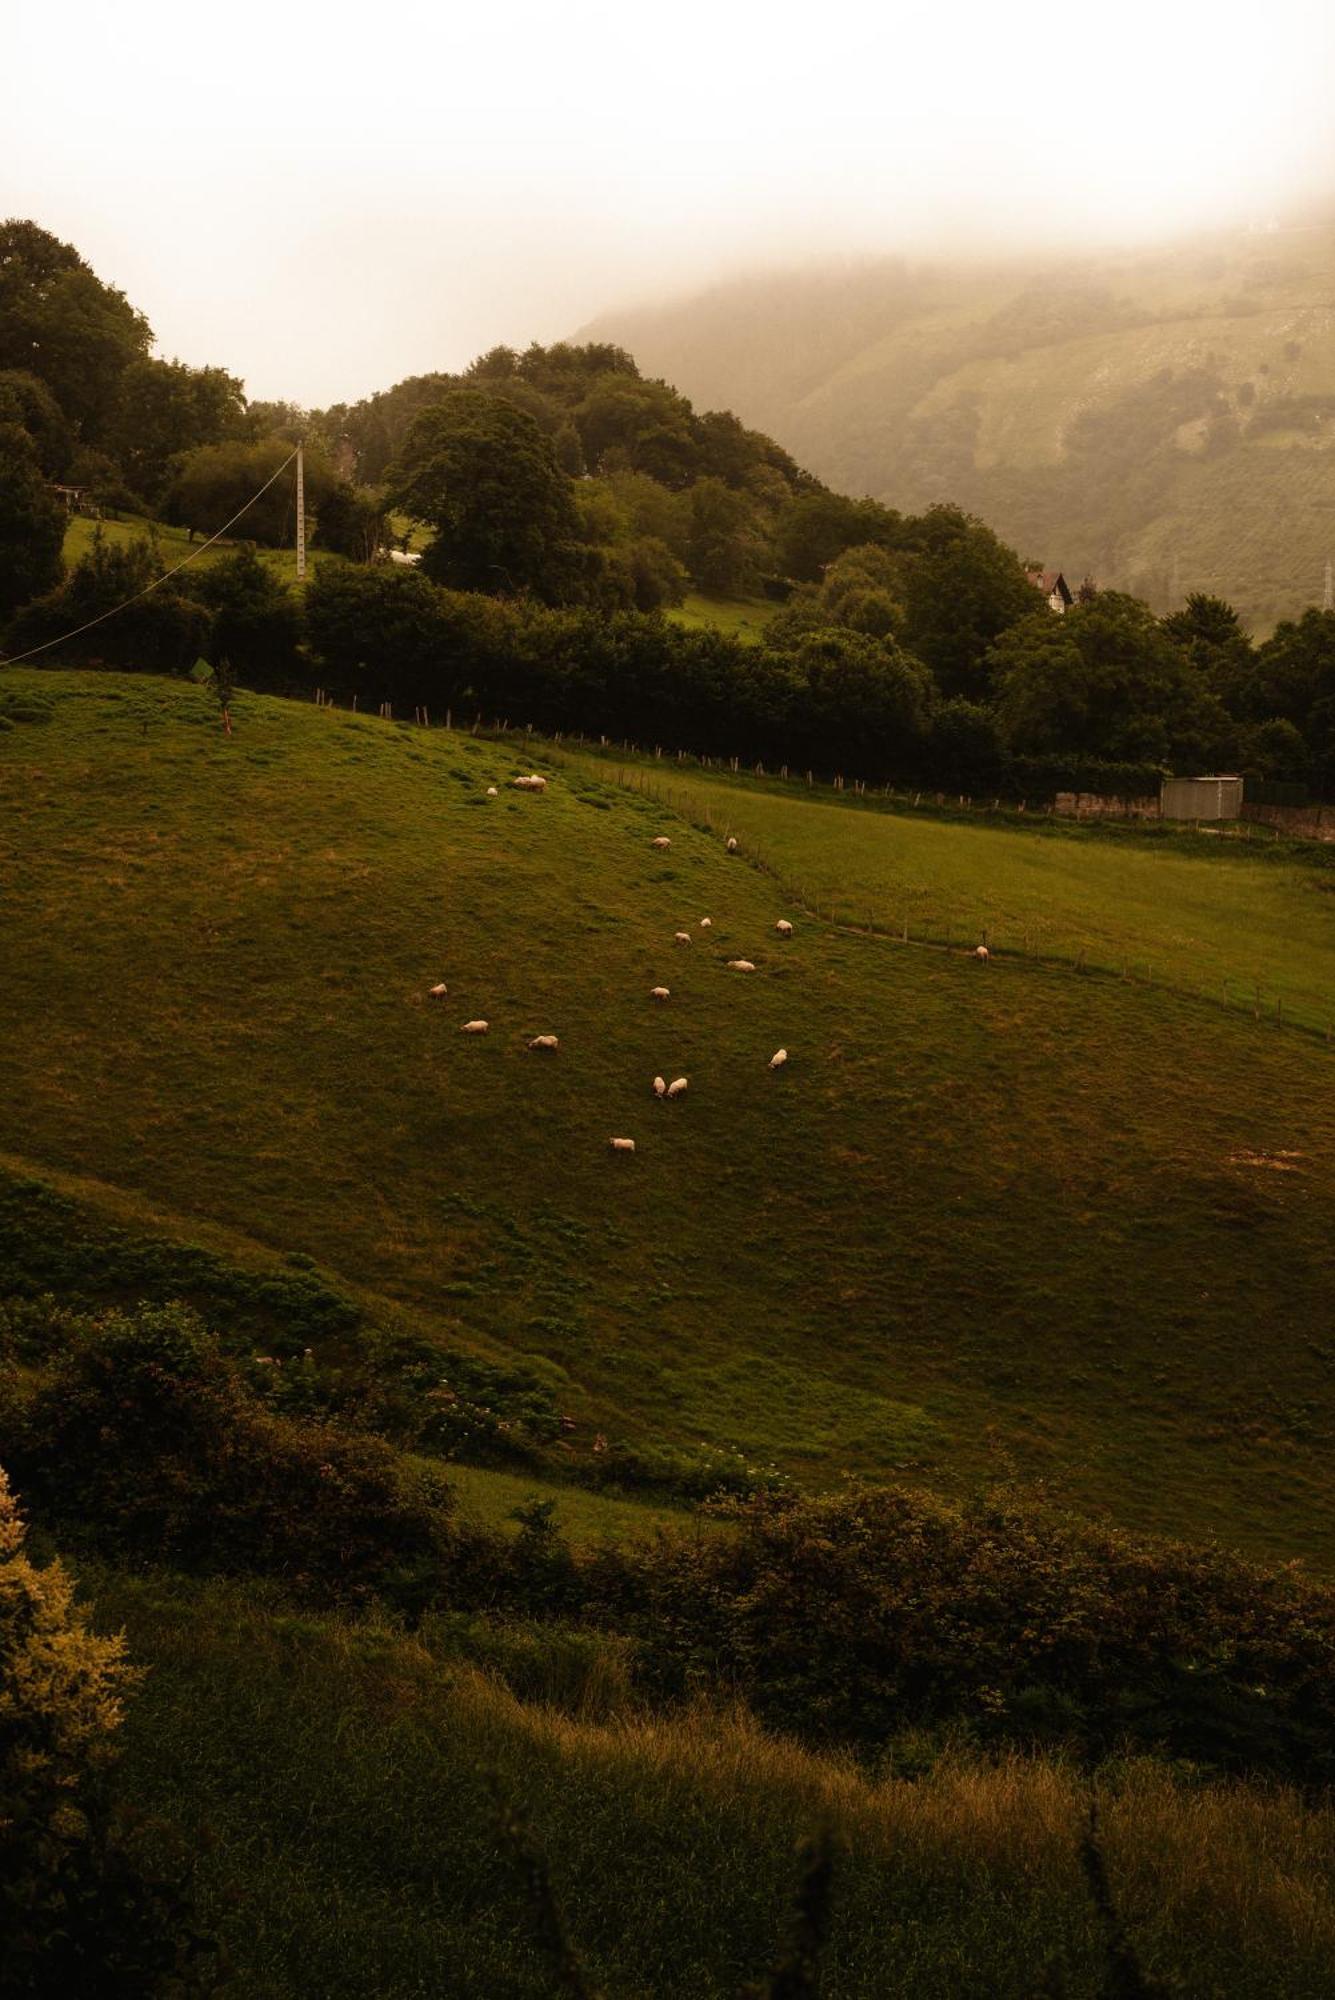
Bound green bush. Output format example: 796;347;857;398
596;1485;1335;1783
5;1303;456;1605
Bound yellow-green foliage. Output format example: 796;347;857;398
0;1466;137;1957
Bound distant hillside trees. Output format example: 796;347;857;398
0;422;65;618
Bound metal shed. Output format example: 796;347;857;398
1160;775;1244;821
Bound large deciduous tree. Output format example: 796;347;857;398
107;356;247;507
165;437;333;548
388;391;583;603
0;220;150;444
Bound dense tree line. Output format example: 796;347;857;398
5;219;1335;794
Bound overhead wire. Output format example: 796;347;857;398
0;447;301;669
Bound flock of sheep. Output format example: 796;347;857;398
428;771;793;1156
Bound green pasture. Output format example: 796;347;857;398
593;758;1335;1034
666;590;776;642
5;671;1335;1563
91;1570;1335;1999
62;511;323;589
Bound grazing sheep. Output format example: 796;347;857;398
428;983;448;998
775;919;794;937
511;774;548;792
699;917;712;929
974;945;990;962
666;1077;688;1099
726;836;738;852
674;931;692;945
650;986;670;1001
609;1137;636;1153
461;1019;489;1034
485;785;498;796
727;959;756;972
653;1075;667;1097
651;836;672;850
769;1049;788;1070
528;1034;559;1051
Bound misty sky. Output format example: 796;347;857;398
5;0;1333;407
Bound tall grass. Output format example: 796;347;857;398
100;1571;1335;1998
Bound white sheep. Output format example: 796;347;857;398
653;1075;667;1097
485;785;498;796
674;931;692;945
428;983;449;998
974;945;990;962
666;1077;688;1099
609;1137;636;1153
699;917;712;929
650;986;670;1001
726;836;738;852
461;1019;489;1034
528;1034;559;1051
775;919;793;937
511;774;548;792
769;1048;788;1070
727;959;756;972
651;836;672;850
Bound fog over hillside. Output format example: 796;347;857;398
584;215;1335;631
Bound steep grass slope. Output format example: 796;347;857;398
586;221;1335;628
5;672;1335;1561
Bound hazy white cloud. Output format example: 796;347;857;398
4;0;1332;403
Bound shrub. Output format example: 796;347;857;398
600;1485;1335;1783
0;1468;210;1995
5;1303;456;1605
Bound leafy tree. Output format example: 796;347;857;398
0;422;65;620
389;391;583;603
686;477;767;595
191;545;302;687
773;491;903;582
313;483;388;562
1161;592;1255;713
991;593;1229;767
0;369;74;474
898;505;1039;698
107;356;245;506
1252;610;1335;789
0;219;150;443
165;437;332;548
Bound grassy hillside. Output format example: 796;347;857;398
593;760;1335;1031
6;672;1335;1565
86;1568;1335;1998
586;221;1335;630
61;511;326;589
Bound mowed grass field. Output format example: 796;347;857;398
5;670;1335;1562
606;759;1335;1032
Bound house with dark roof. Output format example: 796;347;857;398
1026;568;1075;613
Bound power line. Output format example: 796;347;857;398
0;448;301;670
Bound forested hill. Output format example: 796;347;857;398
583;219;1335;632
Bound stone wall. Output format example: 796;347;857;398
1053;791;1161;820
1240;801;1335;842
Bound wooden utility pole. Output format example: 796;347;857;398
295;444;306;581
